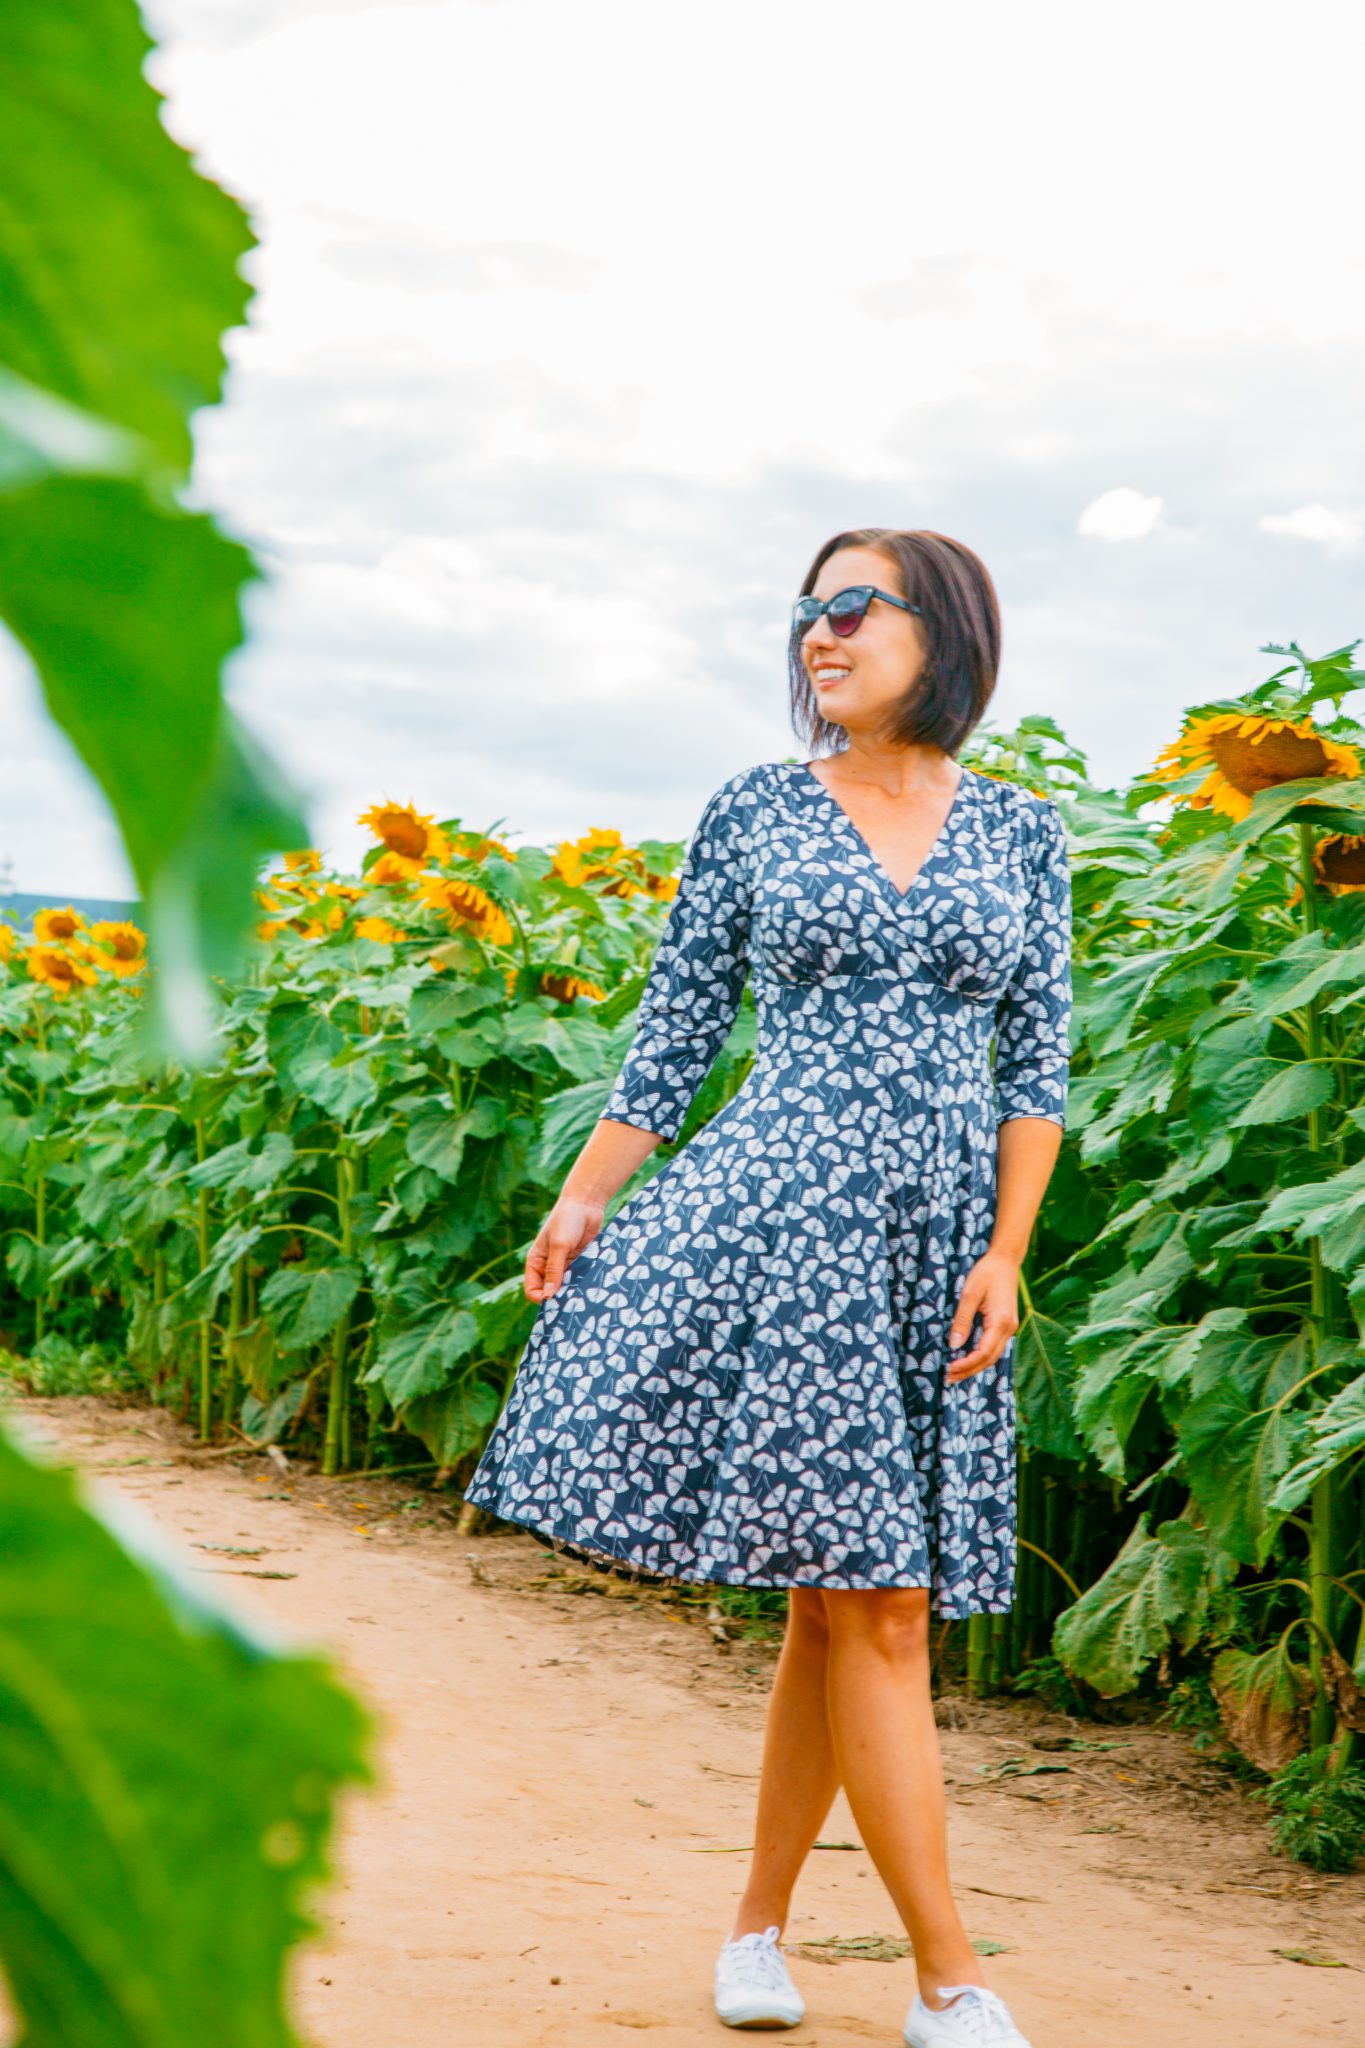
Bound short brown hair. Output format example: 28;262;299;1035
788;528;1001;758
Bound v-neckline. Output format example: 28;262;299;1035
793;758;974;903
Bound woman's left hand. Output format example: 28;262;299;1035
945;1250;1021;1381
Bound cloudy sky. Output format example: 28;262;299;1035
5;0;1365;894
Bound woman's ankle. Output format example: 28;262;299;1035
914;1954;990;2007
730;1901;789;1940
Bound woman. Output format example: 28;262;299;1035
462;527;1072;2048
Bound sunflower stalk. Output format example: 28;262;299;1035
194;1118;213;1441
1296;820;1349;1750
965;1612;992;1695
322;1151;355;1478
222;1255;245;1435
30;1002;47;1347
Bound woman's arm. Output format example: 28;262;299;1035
598;773;754;1143
947;798;1074;1380
526;1119;661;1302
527;772;754;1302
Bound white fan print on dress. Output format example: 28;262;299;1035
463;759;1071;1610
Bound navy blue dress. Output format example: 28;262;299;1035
463;759;1072;1614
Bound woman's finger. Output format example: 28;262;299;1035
946;1303;1019;1379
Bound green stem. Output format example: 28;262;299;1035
1043;1475;1067;1631
223;1257;245;1432
966;1613;992;1696
988;1610;1009;1690
32;1003;47;1347
1330;1490;1365;1775
1297;821;1344;1747
151;1245;166;1380
195;1118;212;1442
323;1152;354;1477
358;1329;382;1467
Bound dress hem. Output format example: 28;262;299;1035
462;1495;1014;1614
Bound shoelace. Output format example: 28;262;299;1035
721;1926;790;1992
924;1984;1017;2039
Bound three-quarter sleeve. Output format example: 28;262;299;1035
992;797;1073;1129
601;772;754;1144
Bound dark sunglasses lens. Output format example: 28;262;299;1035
829;588;871;637
792;597;821;636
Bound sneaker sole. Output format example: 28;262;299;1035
717;2009;804;2030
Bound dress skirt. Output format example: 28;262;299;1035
462;759;1072;1617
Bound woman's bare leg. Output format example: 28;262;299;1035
822;1587;985;2011
730;1588;841;1938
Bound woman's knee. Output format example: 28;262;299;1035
822;1587;931;1660
786;1587;832;1643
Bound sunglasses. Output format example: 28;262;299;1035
791;584;922;640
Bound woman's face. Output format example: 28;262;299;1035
798;545;928;741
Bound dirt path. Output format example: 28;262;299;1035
8;1393;1363;2046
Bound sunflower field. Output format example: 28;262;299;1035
5;651;1365;1856
0;796;691;1483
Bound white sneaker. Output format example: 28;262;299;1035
904;1982;1034;2047
714;1923;805;2029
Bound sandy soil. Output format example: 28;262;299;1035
6;1392;1363;2047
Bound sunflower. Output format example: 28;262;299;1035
1150;712;1362;822
268;872;321;902
551;827;660;897
87;921;147;976
452;829;516;864
355;916;407;943
26;945;98;995
644;871;680;902
416;873;515;946
358;801;453;874
33;906;87;946
0;923;16;964
281;849;323;875
1312;832;1365;894
550;827;629;887
601;867;647;899
256;913;326;942
540;969;607;1003
366;849;423;888
324;881;364;903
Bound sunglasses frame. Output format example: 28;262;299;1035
791;584;923;640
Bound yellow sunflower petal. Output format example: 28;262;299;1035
1153;710;1362;816
25;945;98;994
33;906;88;946
366;849;423;886
416;874;514;946
87;921;147;976
359;800;453;867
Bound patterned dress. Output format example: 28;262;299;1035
462;758;1072;1614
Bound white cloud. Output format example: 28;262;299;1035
6;0;1365;893
1257;503;1363;556
1077;488;1166;542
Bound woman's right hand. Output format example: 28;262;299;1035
524;1195;606;1303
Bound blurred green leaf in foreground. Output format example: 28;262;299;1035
0;1413;374;2046
0;0;308;1055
